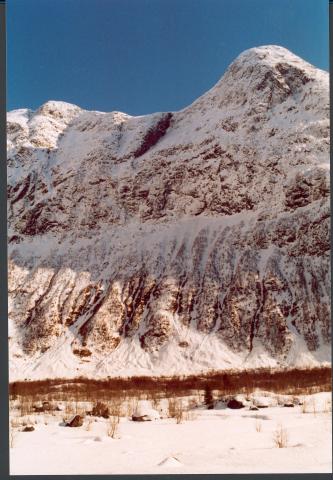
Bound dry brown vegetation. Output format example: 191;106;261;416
167;398;185;424
8;366;331;453
255;416;262;432
273;423;289;448
9;366;331;405
107;415;120;438
9;367;331;436
323;399;332;413
85;418;94;431
9;428;16;448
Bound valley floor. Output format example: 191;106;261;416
10;392;332;475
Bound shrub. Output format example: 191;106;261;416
126;398;139;417
168;398;184;424
107;415;120;438
273;424;288;448
19;397;34;417
109;399;122;417
91;401;109;418
204;386;214;408
301;397;317;415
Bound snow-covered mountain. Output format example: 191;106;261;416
7;45;330;380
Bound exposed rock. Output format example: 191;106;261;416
42;401;51;411
73;348;92;358
66;415;84;427
7;45;330;380
132;414;152;422
132;401;160;421
227;399;245;409
22;425;35;432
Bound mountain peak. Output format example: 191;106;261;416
190;45;328;115
235;45;303;64
7;46;330;380
36;100;82;120
225;45;327;85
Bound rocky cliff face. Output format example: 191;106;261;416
7;45;330;380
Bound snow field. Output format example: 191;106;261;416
9;391;332;474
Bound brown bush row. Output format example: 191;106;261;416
9;366;331;401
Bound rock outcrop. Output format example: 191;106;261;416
7;46;330;380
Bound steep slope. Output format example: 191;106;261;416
7;45;330;380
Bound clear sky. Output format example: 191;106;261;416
7;0;329;115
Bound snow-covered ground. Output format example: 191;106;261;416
10;391;332;474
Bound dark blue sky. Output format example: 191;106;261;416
8;0;328;115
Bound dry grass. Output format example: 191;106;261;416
323;399;331;413
300;397;318;415
65;401;76;416
63;400;87;417
187;398;199;410
85;418;94;431
9;428;16;449
10;417;22;429
21;415;34;427
300;398;307;414
168;398;186;424
62;415;71;425
107;415;120;439
311;398;317;416
150;394;160;411
19;397;34;417
255;416;262;433
273;423;288;448
167;398;177;418
108;399;123;417
125;397;139;417
183;410;198;421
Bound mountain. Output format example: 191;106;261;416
7;45;330;380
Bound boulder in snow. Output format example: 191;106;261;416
66;415;84;427
22;425;35;432
132;414;152;422
227;399;245;409
132;400;160;421
42;401;51;411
